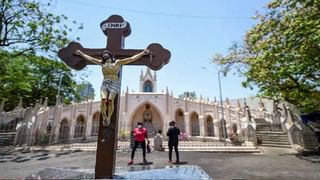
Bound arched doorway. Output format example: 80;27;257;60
131;103;163;137
190;112;200;136
59;119;70;143
206;116;214;137
175;109;185;133
46;122;52;134
91;112;100;136
74;115;86;138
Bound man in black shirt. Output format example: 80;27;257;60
166;121;180;164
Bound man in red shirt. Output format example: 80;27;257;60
128;122;148;165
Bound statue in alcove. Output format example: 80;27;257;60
143;105;155;136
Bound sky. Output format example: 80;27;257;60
52;0;270;101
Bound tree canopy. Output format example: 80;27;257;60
75;81;95;102
178;91;197;100
212;0;320;113
0;0;85;110
0;50;80;111
0;0;82;55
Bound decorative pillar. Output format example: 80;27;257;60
184;112;190;135
235;100;242;134
199;115;205;136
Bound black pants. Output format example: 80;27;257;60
168;144;179;162
131;140;146;160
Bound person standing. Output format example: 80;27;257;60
128;122;148;165
166;121;180;164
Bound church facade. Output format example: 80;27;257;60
2;69;318;152
119;68;217;138
3;69;284;146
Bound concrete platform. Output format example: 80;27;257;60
26;166;212;180
1;145;320;179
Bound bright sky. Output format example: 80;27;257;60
52;0;269;101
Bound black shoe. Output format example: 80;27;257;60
143;159;148;164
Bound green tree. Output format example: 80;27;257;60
75;81;95;102
0;50;79;110
0;0;82;55
212;0;320;113
178;91;197;100
0;0;84;110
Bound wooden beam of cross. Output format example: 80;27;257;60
58;16;170;71
58;15;171;179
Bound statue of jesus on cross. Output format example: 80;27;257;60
75;49;150;129
58;15;170;178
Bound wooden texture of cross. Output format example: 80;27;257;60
58;15;170;179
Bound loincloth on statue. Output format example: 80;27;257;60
101;78;120;94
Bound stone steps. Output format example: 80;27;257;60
259;140;290;145
256;134;289;141
258;143;292;148
29;142;260;153
0;132;16;146
256;126;284;132
256;121;291;148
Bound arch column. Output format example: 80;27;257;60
85;115;92;138
184;112;190;135
69;118;76;142
52;122;61;144
162;116;168;135
214;120;221;138
199;115;205;136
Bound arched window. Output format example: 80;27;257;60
91;112;100;136
190;113;200;136
46;123;52;134
143;81;153;92
59;119;69;143
175;109;185;133
74;116;86;138
206;116;214;137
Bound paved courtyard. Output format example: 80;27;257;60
0;146;320;179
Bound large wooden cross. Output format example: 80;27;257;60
58;15;170;179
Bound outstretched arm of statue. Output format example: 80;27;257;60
75;50;102;65
115;49;150;65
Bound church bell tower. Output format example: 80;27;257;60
139;68;157;92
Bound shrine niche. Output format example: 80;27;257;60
131;103;163;137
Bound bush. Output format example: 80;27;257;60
119;129;130;141
36;131;50;145
229;133;244;145
178;132;189;141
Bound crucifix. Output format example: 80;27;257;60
58;15;170;179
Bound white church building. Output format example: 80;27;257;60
10;68;231;145
119;68;216;138
4;68;317;152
